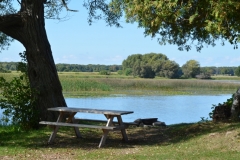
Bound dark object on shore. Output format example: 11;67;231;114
195;74;211;79
231;88;240;121
212;104;231;121
141;118;158;125
153;121;166;127
134;119;142;126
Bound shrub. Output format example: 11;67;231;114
0;52;39;130
99;70;110;75
117;70;123;75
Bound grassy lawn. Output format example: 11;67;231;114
0;122;240;159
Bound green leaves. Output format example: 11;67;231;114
0;52;39;130
182;60;200;78
122;53;180;78
119;0;240;51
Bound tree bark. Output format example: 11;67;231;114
231;88;240;121
0;0;67;122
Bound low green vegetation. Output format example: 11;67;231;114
0;122;240;159
58;72;240;96
0;53;39;130
1;72;240;97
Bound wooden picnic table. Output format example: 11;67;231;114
39;107;134;148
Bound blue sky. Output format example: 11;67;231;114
0;1;240;67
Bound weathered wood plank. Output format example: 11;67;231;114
47;107;134;115
117;115;128;142
48;112;63;143
75;118;137;126
39;121;116;130
99;129;109;148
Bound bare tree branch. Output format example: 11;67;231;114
60;0;78;12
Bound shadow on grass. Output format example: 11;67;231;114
0;121;240;150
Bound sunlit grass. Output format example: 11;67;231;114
1;122;240;159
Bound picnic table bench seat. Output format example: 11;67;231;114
39;121;123;130
73;118;137;127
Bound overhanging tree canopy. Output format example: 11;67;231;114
1;0;240;125
110;0;240;51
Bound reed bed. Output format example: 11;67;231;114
1;72;239;96
59;77;239;96
60;78;111;92
90;78;239;90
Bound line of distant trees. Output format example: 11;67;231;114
120;53;238;78
0;62;122;72
0;60;239;77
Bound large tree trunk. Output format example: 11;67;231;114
0;0;67;123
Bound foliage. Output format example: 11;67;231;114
99;70;110;75
0;52;39;130
56;63;122;72
182;60;200;78
209;95;233;119
122;53;180;78
0;64;10;73
117;70;123;75
111;0;240;51
124;68;132;76
2;1;240;52
1;62;238;76
234;66;240;77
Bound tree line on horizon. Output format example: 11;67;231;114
0;53;239;78
120;53;238;78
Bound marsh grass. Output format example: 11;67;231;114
1;72;239;97
1;122;240;159
60;78;239;96
212;75;240;80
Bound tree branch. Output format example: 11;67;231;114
60;0;78;12
0;13;23;31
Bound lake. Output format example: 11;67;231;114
65;94;232;125
0;94;232;125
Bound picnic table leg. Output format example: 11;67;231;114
48;112;64;144
66;112;82;138
116;115;128;142
99;129;109;148
72;117;82;138
98;115;114;148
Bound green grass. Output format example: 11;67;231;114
211;75;240;80
1;122;240;159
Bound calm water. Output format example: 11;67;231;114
65;94;231;125
0;94;232;125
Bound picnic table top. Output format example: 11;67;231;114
47;107;134;115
